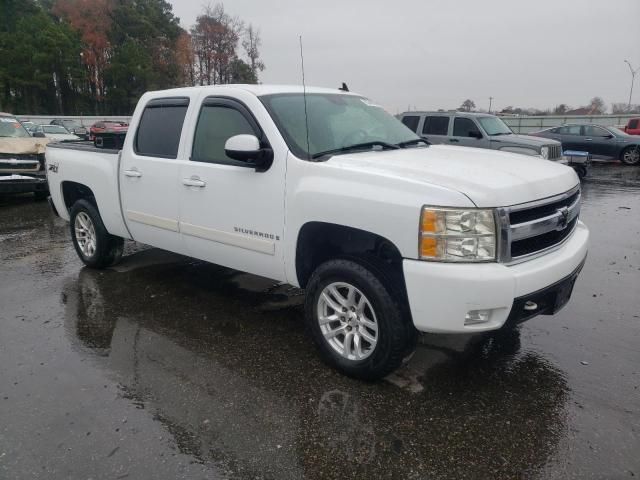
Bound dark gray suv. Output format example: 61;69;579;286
399;111;563;161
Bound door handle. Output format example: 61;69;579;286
182;176;206;188
585;138;593;141
449;138;459;143
123;169;142;177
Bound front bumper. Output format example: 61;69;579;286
0;174;48;195
403;220;589;333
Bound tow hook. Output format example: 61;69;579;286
524;301;538;311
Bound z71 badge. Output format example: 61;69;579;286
48;163;59;173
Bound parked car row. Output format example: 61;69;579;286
399;111;640;170
15;118;130;147
532;124;640;166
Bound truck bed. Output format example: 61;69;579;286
46;140;120;155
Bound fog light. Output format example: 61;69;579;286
465;309;491;325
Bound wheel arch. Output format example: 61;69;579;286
61;181;97;214
295;222;409;305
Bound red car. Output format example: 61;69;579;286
89;121;129;142
623;118;640;135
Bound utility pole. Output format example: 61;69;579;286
624;60;638;110
488;96;493;114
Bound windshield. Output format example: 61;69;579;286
609;127;631;138
260;93;419;159
478;116;513;136
43;125;70;134
0;117;31;138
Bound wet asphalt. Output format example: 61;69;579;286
0;164;639;480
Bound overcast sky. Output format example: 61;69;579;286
168;0;640;113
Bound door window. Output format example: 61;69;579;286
135;98;190;159
401;115;420;132
453;117;482;137
557;125;582;135
191;105;257;165
583;125;609;137
629;119;639;129
422;116;449;135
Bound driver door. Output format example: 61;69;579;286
178;96;286;281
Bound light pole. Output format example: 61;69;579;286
488;96;493;114
624;60;638;110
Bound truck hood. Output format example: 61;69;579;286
489;133;561;148
0;137;51;154
327;145;578;207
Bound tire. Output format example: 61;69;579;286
573;165;587;179
69;199;124;268
304;259;416;380
620;146;640;166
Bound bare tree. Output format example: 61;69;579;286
459;99;476;112
553;104;570;114
589;96;606;114
242;24;265;80
190;4;244;85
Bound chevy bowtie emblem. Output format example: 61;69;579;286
557;206;569;229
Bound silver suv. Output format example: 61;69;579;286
399;111;562;160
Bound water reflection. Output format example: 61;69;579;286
63;256;570;479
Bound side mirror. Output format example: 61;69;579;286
33;131;46;138
604;134;614;139
225;134;273;172
469;131;483;139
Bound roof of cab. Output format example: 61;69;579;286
145;84;358;97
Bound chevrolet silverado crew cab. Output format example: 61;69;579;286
46;85;589;380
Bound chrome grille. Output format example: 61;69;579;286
497;186;580;264
547;144;562;160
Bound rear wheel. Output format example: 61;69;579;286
304;259;416;380
69;199;123;268
620;146;640;166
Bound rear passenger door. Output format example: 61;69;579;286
420;115;450;144
555;125;583;151
120;97;190;254
451;117;489;148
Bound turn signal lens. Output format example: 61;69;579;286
419;207;497;262
420;236;439;258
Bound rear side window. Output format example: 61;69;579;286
401;115;420;132
422;116;449;135
453;117;481;137
191;100;259;165
135;97;189;159
628;119;638;129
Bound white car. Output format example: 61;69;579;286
45;85;589;379
36;124;80;141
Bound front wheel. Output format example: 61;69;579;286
69;199;124;268
621;146;640;166
304;259;416;380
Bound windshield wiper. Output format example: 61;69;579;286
396;138;430;148
311;141;399;159
490;132;512;136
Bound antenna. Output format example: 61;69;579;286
299;35;311;160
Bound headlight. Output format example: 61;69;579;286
419;207;497;262
540;146;549;159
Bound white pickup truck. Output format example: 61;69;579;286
46;85;589;379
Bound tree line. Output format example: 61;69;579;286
457;97;640;115
0;0;265;115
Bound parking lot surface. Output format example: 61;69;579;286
1;164;639;479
